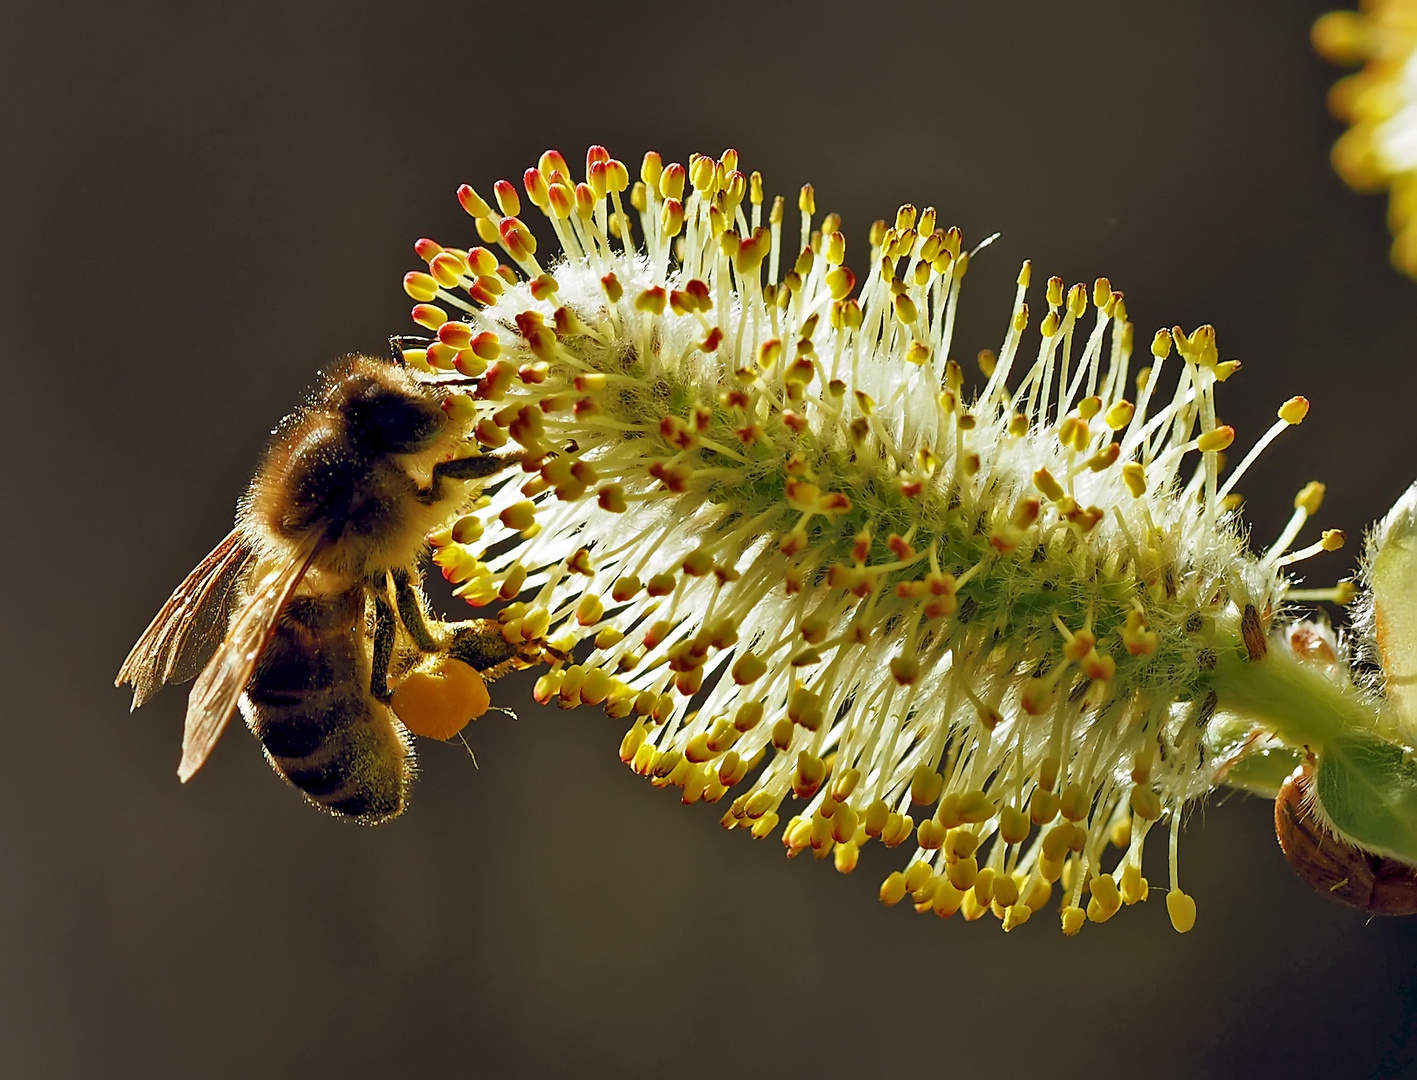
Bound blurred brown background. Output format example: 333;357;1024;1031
4;0;1417;1076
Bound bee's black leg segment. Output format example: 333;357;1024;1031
388;334;434;364
432;454;512;483
417;453;514;505
392;569;439;652
370;591;397;703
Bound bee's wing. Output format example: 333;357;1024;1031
116;529;255;709
177;534;323;782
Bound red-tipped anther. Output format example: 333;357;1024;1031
411;304;446;330
403;271;439;303
437;322;474;350
493;179;521;218
457;184;493;218
574;183;595;220
523;168;549;210
546;182;574;219
659;162;686;202
605;159;630;193
466;246;498;277
414;237;443;263
586;144;611;176
469;331;500;361
499;216;536;260
588;160;609;200
429;251;467;288
539;149;571;185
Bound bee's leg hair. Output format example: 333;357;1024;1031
370;590;397;703
391;569;439;652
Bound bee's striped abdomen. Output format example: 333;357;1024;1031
241;586;413;823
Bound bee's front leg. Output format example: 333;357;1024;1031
369;591;397;703
391;569;438;652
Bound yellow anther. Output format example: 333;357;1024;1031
890;655;920;685
992;806;1028;847
732;653;767;685
750;812;779;840
1059;782;1090;822
1322;529;1345;551
863;798;890;837
1061;906;1086;936
946;855;978;891
830;767;860;803
904;860;933;893
788;687;824;730
733;701;764;733
1166;890;1197;933
1110;816;1132;849
771;717;794;750
1042;824;1074;863
935;792;962;830
1197;425;1234;453
1030;788;1060;826
1129;785;1162;820
1024;877;1053;912
893;294;918;325
992;874;1020;909
1033;467;1066;502
881;812;914;848
955;789;994;824
880;872;908;905
1295;481;1325;515
499;500;537;534
1087;873;1122;922
972;866;996;906
1120;863;1148;905
1278;396;1309;424
932;877;965;919
718;752;748;787
793;751;827;798
1122;462;1147;497
744;790;776;819
945;828;979;861
910;764;944;806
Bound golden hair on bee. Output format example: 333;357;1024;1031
117;345;540;824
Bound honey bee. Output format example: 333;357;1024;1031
117;345;538;823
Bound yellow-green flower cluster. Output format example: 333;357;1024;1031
402;146;1341;935
1314;0;1417;277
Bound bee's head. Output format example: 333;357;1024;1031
329;359;447;455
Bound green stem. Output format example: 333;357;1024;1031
1209;636;1397;751
1211;636;1417;863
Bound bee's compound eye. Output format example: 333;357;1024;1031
1274;763;1417;916
390;657;490;740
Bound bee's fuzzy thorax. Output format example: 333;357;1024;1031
403;146;1346;934
240;356;476;581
